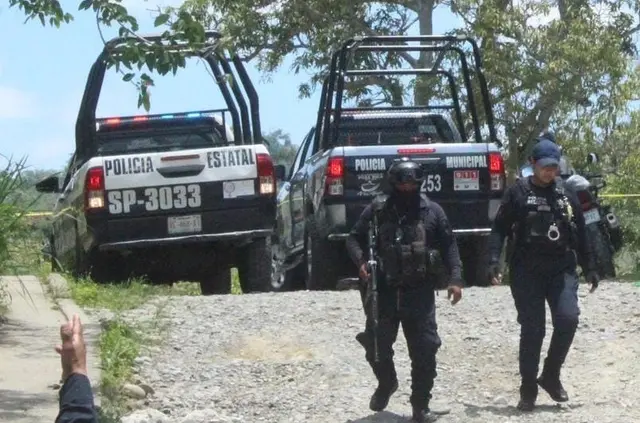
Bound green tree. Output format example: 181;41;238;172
264;129;298;169
10;1;640;172
8;167;61;212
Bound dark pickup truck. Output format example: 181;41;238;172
36;32;285;295
271;35;506;291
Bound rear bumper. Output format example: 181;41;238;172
86;204;275;252
321;198;500;241
100;229;272;251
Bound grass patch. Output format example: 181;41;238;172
62;269;242;421
68;276;201;311
96;318;143;422
65;267;242;311
231;268;242;294
0;233;49;316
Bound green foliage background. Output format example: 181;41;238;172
2;0;640;283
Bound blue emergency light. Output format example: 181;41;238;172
97;110;211;127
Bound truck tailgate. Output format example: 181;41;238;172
341;143;502;230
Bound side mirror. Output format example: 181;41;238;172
586;152;599;165
35;175;60;193
274;164;286;181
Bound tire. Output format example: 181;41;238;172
601;205;624;252
199;264;232;295
270;256;304;292
89;252;128;284
304;226;341;291
237;237;272;293
459;236;491;287
608;226;624;253
587;224;616;279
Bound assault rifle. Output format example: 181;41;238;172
367;207;381;363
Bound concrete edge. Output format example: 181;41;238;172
46;273;102;407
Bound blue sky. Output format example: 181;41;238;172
0;1;461;170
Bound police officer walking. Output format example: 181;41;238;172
487;139;600;411
346;159;464;423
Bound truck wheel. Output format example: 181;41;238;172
237;237;272;293
304;231;340;290
199;264;232;295
460;236;491;287
271;255;303;292
89;252;128;284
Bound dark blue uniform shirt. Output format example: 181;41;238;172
346;196;463;287
55;373;98;423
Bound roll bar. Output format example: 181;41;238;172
75;31;262;158
315;35;501;149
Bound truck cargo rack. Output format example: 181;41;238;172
76;31;262;159
315;35;500;149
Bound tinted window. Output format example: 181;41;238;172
335;114;458;146
96;126;226;156
301;131;317;163
290;130;313;176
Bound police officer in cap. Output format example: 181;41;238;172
346;158;464;423
487;139;600;411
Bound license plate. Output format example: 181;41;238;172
584;208;601;225
453;170;480;191
223;179;255;199
168;214;202;235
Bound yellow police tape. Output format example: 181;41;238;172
24;212;53;217
600;194;640;198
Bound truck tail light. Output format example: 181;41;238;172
577;190;593;210
325;156;344;196
257;153;276;195
488;152;505;191
84;167;105;211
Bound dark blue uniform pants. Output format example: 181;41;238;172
510;253;580;386
360;285;442;409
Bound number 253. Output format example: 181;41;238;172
421;175;442;192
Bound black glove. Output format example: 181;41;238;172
487;262;502;285
585;270;600;291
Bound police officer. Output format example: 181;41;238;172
346;159;463;423
487;139;600;411
519;131;575;179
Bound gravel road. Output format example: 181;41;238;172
111;282;640;423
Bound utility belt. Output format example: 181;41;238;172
511;218;577;258
380;243;445;288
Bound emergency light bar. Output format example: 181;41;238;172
95;109;225;130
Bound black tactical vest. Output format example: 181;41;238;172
515;178;576;253
376;202;429;287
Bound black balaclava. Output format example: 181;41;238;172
390;184;421;216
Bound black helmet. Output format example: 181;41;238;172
387;158;425;186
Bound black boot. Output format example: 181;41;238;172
517;383;538;412
369;379;398;412
411;406;439;423
356;332;367;349
538;365;569;402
